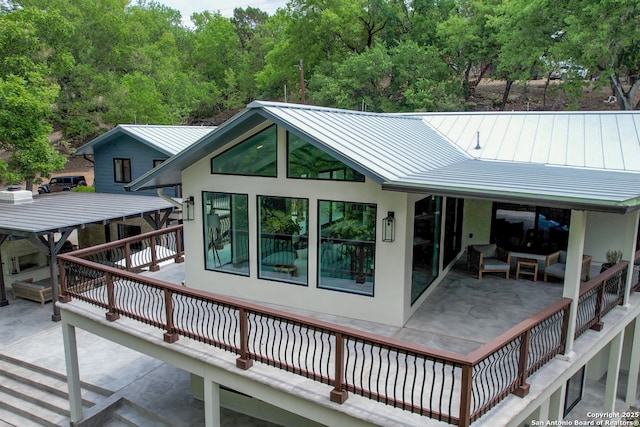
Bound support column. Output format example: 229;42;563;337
0;234;9;307
204;368;221;427
62;321;83;424
623;211;640;306
626;316;640;404
538;395;550;421
549;384;566;421
604;331;624;412
562;210;587;359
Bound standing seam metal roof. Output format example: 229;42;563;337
74;125;216;156
126;102;640;212
0;192;174;237
256;103;470;181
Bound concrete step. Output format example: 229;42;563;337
0;353;114;427
0;388;65;427
103;400;171;427
0;354;112;403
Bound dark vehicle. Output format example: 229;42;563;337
38;175;87;194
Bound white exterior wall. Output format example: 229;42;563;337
181;125;410;326
461;199;493;249
584;211;630;264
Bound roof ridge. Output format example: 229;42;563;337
248;101;423;120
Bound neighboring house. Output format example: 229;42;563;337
62;103;640;426
74;125;215;197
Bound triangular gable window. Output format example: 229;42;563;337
211;125;277;177
287;132;365;182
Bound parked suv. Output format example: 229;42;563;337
38;175;87;194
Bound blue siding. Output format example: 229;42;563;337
93;135;180;197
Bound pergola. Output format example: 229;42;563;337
0;191;175;321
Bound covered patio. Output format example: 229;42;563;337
0;190;175;321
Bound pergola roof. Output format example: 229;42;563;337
0;192;175;238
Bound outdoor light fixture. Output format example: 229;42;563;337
382;211;395;242
182;196;195;221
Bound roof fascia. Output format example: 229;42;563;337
382;182;637;215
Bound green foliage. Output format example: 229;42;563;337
0;0;634;177
71;185;95;192
261;208;302;235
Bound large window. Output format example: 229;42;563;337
492;203;570;254
412;196;442;304
203;192;249;276
258;196;309;285
318;201;376;296
114;158;132;183
211;126;277;177
288;132;365;182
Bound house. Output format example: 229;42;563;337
60;103;640;426
74;124;215;197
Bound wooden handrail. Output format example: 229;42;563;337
58;224;625;426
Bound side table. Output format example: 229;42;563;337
516;258;538;281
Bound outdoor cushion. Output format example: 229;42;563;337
262;251;296;266
472;244;498;258
544;263;565;278
482;259;511;271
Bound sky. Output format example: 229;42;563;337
159;0;289;23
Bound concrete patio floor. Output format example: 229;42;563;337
0;259;635;426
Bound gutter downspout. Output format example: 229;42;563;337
156;188;182;209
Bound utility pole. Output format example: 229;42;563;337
298;59;305;104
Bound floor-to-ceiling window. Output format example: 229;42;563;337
412;196;442;304
203;192;249;275
318;201;376;296
492;203;570;253
258;196;309;285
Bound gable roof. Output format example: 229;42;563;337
74;125;216;157
126;102;640;214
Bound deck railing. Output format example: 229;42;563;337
575;261;628;338
57;226;633;426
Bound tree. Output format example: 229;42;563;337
564;0;640;110
0;11;66;188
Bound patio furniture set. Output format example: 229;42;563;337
467;243;592;282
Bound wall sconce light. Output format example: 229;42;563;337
382;211;395;242
182;196;195;221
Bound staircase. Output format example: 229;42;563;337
0;353;112;427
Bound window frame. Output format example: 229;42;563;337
202;192;250;277
317;199;376;297
210;125;278;178
113;158;132;183
286;131;365;182
257;195;309;286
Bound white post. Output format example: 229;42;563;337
625;316;640;404
204;368;221;427
561;210;587;359
604;331;624;413
62;321;83;423
622;211;640;307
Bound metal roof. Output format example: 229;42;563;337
384;160;640;212
414;111;640;172
254;102;469;181
74;125;216;157
0;192;174;237
126;102;640;213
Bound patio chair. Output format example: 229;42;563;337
468;244;511;280
544;251;592;282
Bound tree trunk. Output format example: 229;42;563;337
25;180;33;192
499;79;514;111
610;74;640;110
